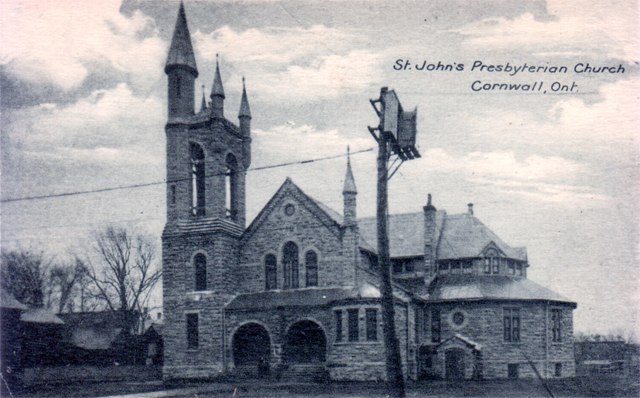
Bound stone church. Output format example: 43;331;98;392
161;3;576;382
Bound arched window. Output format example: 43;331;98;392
265;254;277;290
190;143;205;216
305;250;318;287
194;253;207;291
225;153;238;222
283;242;298;289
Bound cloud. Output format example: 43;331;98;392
253;123;372;163
193;25;383;101
3;83;164;166
451;7;639;61
193;25;354;65
546;78;639;147
422;148;588;181
0;1;166;91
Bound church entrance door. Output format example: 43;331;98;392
445;348;466;380
232;323;271;369
283;320;326;364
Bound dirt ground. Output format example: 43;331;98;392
11;374;640;398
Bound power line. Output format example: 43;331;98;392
1;147;374;204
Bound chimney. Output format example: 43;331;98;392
467;203;474;215
424;194;437;278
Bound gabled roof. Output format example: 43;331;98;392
357;211;445;257
426;274;575;304
358;211;526;261
165;2;198;76
437;333;482;351
437;214;527;260
0;290;28;310
20;308;64;324
244;178;342;240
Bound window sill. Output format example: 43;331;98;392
186;291;216;300
333;341;382;345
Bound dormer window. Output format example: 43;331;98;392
483;248;500;274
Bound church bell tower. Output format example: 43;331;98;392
161;1;252;380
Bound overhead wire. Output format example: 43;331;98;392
1;147;374;204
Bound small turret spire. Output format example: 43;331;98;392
210;54;225;99
238;77;252;118
343;146;357;194
200;84;207;112
165;1;198;76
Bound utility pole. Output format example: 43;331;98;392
368;87;419;398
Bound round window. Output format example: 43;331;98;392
452;311;465;326
284;204;296;216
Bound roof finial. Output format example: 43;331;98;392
343;146;357;194
211;53;225;99
427;193;432;206
200;84;207;112
239;76;251;118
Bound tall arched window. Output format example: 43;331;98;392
225;153;238;222
265;254;277;290
190;143;205;216
283;242;298;289
305;250;318;287
194;253;207;291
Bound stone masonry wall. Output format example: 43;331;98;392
238;189;353;294
162;230;240;380
414;301;575;379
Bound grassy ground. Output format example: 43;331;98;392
12;374;640;398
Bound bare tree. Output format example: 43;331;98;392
0;249;50;307
49;258;91;313
86;226;161;335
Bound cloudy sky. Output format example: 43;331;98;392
1;0;638;336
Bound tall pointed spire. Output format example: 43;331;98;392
343;146;357;194
211;54;225;98
200;84;207;112
165;1;198;77
239;77;252;118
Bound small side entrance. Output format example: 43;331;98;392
417;345;437;380
445;348;466;380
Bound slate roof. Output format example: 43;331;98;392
20;308;65;324
0;290;28;310
165;2;198;74
357;211;526;261
226;283;383;311
436;214;527;260
357;211;445;257
426;274;574;304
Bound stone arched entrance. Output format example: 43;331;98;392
283;320;326;364
232;323;271;367
445;348;466;380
